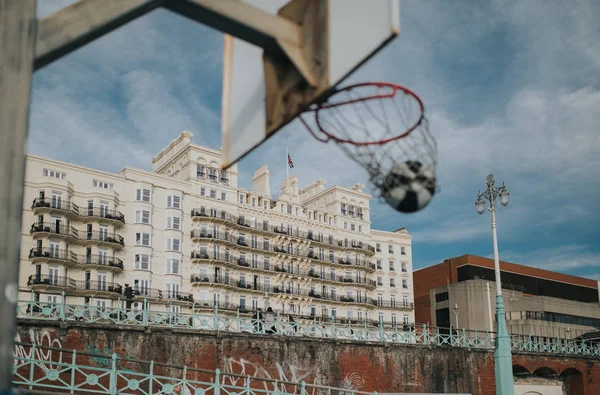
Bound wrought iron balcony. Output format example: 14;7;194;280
27;274;77;289
83;231;124;246
31;198;80;217
30;222;79;239
78;280;122;294
80;207;125;224
28;247;76;264
76;255;124;270
164;291;194;302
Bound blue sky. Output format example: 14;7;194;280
32;1;600;279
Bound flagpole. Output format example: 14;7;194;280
286;147;289;189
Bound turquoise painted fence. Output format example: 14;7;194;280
16;299;600;358
12;341;365;395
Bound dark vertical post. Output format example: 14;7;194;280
0;0;37;392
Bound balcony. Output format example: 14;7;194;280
237;238;248;247
237;258;250;267
77;280;122;296
372;301;414;310
28;248;77;266
30;222;79;241
164;291;194;303
27;274;77;291
31;198;80;218
82;231;124;248
190;251;211;260
75;255;124;271
81;207;125;226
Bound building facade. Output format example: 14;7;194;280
413;254;600;339
19;131;414;326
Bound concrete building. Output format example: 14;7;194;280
19;131;414;325
413;254;600;339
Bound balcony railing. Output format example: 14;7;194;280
78;280;123;294
30;222;79;239
80;207;125;223
76;255;124;270
192;206;375;254
28;247;75;263
27;274;77;289
83;231;124;246
31;198;80;215
164;291;194;302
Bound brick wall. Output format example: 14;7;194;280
413;261;454;325
15;321;600;394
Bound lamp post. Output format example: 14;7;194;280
453;303;459;331
475;174;513;395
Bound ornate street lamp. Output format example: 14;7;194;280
475;174;513;395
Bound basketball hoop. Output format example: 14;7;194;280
299;82;438;213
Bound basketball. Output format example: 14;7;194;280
381;160;436;213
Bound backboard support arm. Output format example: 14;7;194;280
0;0;329;391
0;1;37;392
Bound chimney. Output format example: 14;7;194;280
252;165;271;197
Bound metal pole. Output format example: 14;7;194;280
486;282;493;336
488;179;514;395
0;1;37;393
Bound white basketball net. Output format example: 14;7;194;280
301;83;437;196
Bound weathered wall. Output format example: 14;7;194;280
15;320;600;395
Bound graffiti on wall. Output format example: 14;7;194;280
14;329;63;371
221;357;320;394
340;373;366;392
86;345;142;373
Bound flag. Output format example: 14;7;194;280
287;153;294;168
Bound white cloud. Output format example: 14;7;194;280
501;245;600;273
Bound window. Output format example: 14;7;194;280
98;249;108;265
93;179;114;189
390;279;396;287
166;238;181;252
166;258;181;275
357;207;363;219
135;232;150;246
99;201;109;217
47;294;59;304
377;277;383;286
239;195;245;204
263;201;268;209
51;192;63;209
135;210;150;224
99;225;108;241
402;279;408;289
43;169;66;180
376;243;381;252
378;313;384;323
97;272;107;291
136;188;151;202
401;246;406;255
220;170;229;184
341;203;347;215
134;279;151;296
391;314;397;328
350;223;355;231
48;266;60;285
287;204;292;214
166;283;180;298
200;187;205;196
390;296;396;308
401;262;407;272
264;257;270;271
197;165;206;179
135;254;150;270
389;245;394;253
389;261;395;271
240;295;247;310
210;189;216;199
329;217;332;225
358;225;362;232
221;192;226;201
348;206;355;217
435;292;449;303
252;198;256;207
208;167;218;182
376;260;382;270
310;306;316;317
344;222;347;229
403;315;409;325
264;277;271;292
167;195;181;209
167;216;181;230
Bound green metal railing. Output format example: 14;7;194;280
12;341;368;395
16;298;600;358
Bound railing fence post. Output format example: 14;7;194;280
301;380;306;395
60;290;67;320
29;343;36;390
70;350;77;394
276;311;281;334
149;360;154;395
143;298;149;326
378;319;384;341
215;368;221;395
110;353;118;394
214;303;219;331
421;324;427;345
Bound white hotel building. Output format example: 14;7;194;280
18;132;414;326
